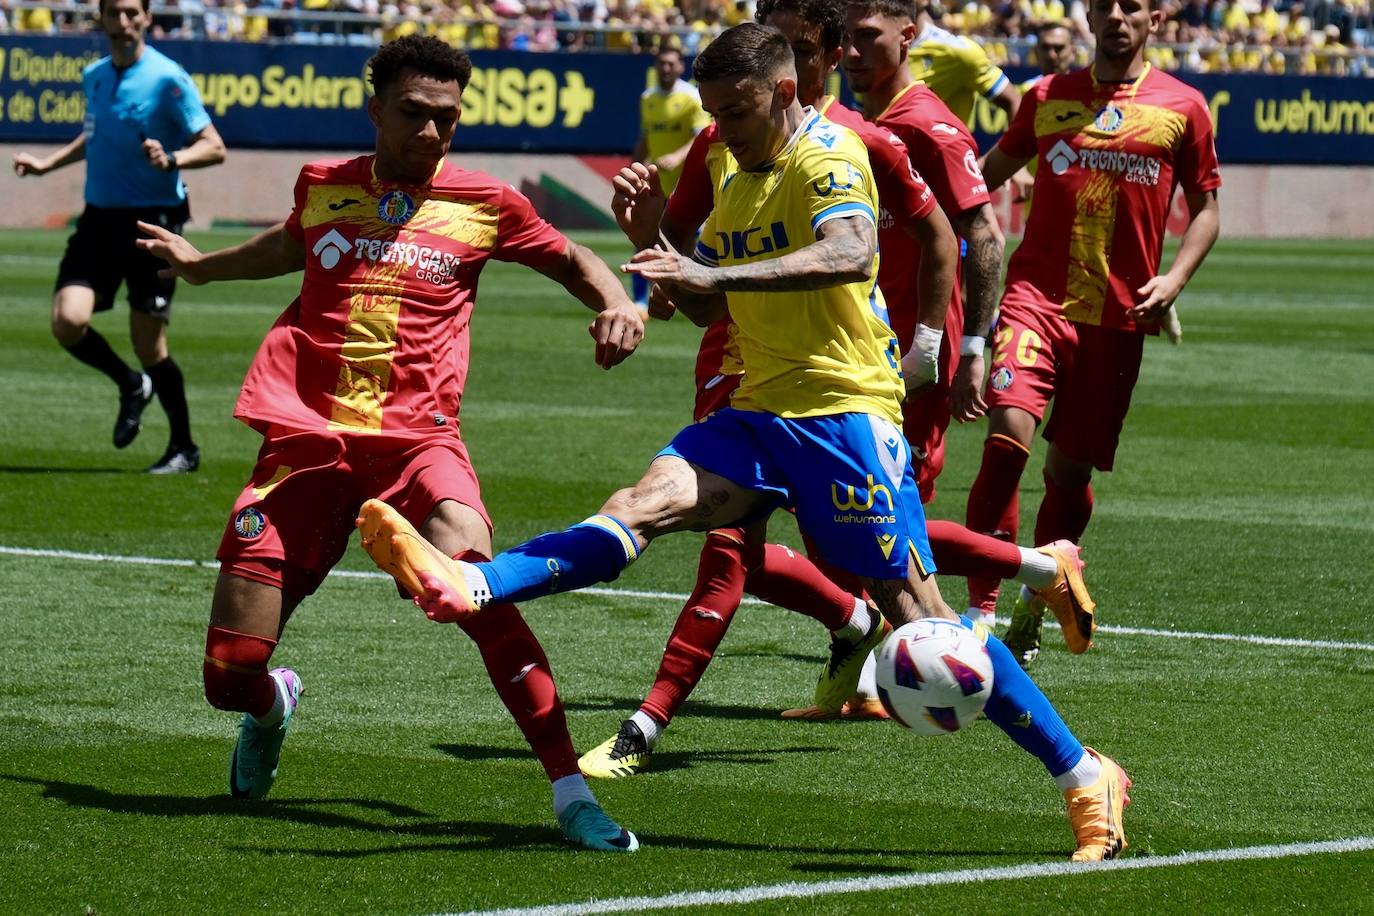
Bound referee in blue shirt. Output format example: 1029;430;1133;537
13;0;225;473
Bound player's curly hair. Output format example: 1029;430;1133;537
844;0;917;21
693;22;795;83
754;0;846;52
368;36;473;97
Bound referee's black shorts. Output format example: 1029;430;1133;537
55;199;192;321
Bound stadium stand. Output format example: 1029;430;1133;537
0;0;1368;72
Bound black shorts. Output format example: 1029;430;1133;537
55;200;191;321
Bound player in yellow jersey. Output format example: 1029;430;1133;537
908;0;1020;126
631;43;710;307
357;23;1134;863
635;45;711;193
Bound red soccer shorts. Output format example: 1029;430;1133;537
217;427;491;596
693;372;743;423
901;385;949;504
897;300;962;504
985;300;1145;471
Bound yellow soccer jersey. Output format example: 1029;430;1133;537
694;111;903;426
640;80;710;194
908;24;1010;126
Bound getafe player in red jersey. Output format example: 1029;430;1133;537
967;0;1221;666
137;37;644;853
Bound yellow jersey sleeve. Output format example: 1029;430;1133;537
911;29;1010;124
959;37;1009;99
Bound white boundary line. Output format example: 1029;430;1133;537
444;836;1374;916
4;544;1373;653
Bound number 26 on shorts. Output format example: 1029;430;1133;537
993;325;1042;367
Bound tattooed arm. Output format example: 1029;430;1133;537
947;202;1006;421
624;214;876;298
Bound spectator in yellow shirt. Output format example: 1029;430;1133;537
1222;0;1250;33
630;42;708;306
1254;0;1283;37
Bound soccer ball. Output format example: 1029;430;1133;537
874;618;994;735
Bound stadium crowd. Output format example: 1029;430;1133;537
3;0;1370;72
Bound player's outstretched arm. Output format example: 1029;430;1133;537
12;134;86;178
536;241;645;369
901;203;959;393
1130;190;1220;322
621;248;726;325
948;202;1006;422
638;214;875;293
135;221;305;285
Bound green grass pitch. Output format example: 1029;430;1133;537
0;228;1371;914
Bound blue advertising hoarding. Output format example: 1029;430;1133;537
2;35;1371;163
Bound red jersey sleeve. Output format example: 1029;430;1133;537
997;77;1043;162
866;127;937;226
493;184;569;267
664;126;717;230
1176;95;1222;194
907;122;989;217
282;165;312;243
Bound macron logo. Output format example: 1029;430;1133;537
312;229;351;269
1047;140;1078;176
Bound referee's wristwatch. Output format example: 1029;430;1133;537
163;151;179;172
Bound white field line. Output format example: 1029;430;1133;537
3;544;1373;654
443;836;1374;916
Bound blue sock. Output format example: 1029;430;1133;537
963;617;1084;777
631;273;649;306
476;515;640;605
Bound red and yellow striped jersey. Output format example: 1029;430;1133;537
997;66;1221;331
235;155;567;435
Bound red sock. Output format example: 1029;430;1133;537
965;434;1030;610
453;549;578;782
460;602;577;781
203;626;278;717
744;543;855;631
641;529;749;725
1035;471;1095;545
926;519;1023;580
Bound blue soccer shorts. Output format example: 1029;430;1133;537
659;407;936;581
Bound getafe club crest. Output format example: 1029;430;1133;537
1093;104;1125;133
990;367;1014;391
234;506;267;539
377;190;416;225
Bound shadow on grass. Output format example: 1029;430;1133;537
0;771;1023;860
562;696;803;722
1;772;432;822
719;649;827;665
435;743;835;775
0;465;130;474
